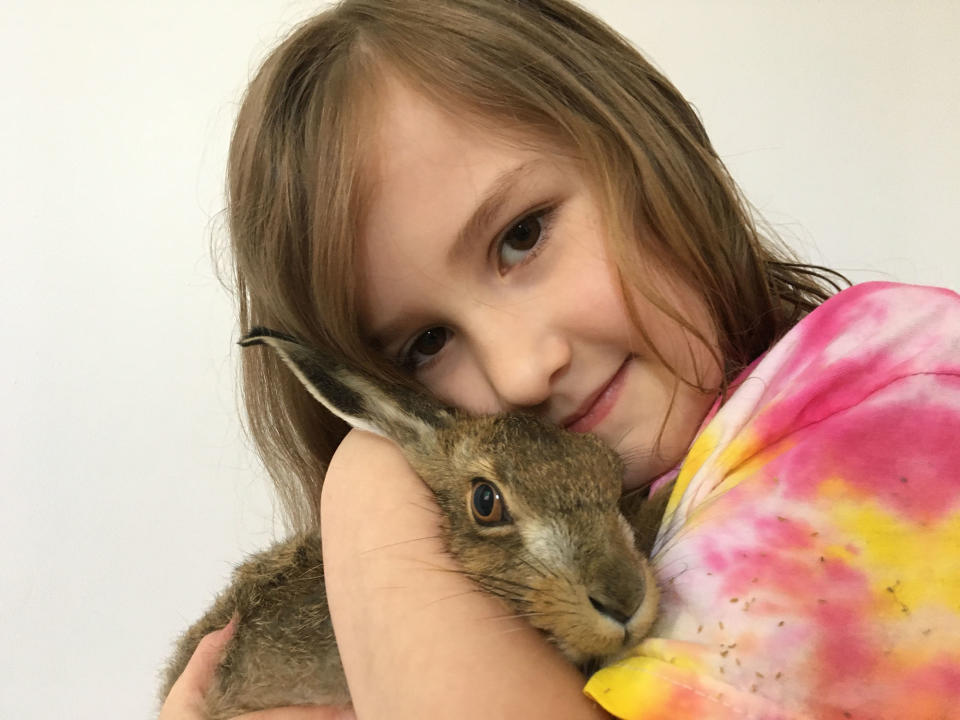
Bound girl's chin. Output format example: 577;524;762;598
617;453;652;492
621;468;651;493
616;443;680;492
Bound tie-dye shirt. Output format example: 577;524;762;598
585;282;960;720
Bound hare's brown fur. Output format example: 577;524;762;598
162;535;347;717
159;331;665;718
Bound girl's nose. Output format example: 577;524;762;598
474;311;571;411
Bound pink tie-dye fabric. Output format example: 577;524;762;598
585;282;960;719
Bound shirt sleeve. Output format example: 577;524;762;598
585;282;960;720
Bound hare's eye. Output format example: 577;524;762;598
470;478;509;525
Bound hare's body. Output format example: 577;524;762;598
160;331;666;718
162;534;349;714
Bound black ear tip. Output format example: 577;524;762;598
238;334;264;348
239;326;298;347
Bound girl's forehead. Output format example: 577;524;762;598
366;77;534;180
358;77;563;251
360;73;576;188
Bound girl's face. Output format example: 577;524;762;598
357;77;721;490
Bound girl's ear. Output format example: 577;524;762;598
239;328;454;447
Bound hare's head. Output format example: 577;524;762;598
241;329;658;665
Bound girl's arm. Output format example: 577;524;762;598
322;429;611;719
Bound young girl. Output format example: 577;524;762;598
160;1;960;718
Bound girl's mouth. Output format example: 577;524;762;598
563;358;630;433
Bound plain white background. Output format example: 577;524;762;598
2;2;957;718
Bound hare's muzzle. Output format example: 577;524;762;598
521;518;658;666
580;549;659;661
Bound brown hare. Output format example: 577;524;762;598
160;329;668;719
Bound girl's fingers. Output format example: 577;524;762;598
159;616;238;717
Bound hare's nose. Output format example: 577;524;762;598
588;593;642;627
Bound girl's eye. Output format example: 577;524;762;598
401;326;450;369
497;207;553;271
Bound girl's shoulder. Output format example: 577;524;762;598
799;279;960;343
751;280;960;400
804;279;957;342
665;279;960;542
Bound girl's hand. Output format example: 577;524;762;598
157;618;355;720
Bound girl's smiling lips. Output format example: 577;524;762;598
562;359;630;433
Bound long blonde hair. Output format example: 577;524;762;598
223;0;846;532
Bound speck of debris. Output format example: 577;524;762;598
730;597;739;603
900;477;908;484
775;672;782;680
756;671;764;679
750;683;757;692
721;650;729;657
778;620;785;626
777;516;787;522
697;624;703;633
819;556;825;562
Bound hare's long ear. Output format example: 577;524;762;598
239;328;454;448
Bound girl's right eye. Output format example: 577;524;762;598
401;326;450;370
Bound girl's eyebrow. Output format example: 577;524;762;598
447;159;542;265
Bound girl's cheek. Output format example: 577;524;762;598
424;358;501;416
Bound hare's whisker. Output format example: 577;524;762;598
509;551;558;583
407;500;444;516
358;534;445;555
490;625;538;639
482;610;549;622
464;571;536;592
418;587;497;609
